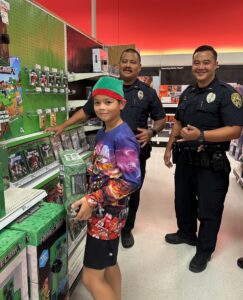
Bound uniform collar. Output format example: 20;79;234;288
123;78;140;90
192;77;218;92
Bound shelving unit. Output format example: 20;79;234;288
68;72;108;82
0;187;47;230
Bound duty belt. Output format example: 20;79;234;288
172;142;230;172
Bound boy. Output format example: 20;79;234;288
71;77;141;300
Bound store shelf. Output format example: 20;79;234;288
68;225;87;256
0;187;47;230
11;161;59;189
67;100;88;110
84;125;102;132
68;236;86;288
162;103;178;108
68;72;108;82
233;167;243;188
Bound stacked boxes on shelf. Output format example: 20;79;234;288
0;229;28;299
59;150;87;244
8;202;68;300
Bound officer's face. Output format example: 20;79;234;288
119;52;141;84
192;50;218;87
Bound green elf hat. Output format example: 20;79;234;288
92;76;126;103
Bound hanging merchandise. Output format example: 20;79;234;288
38;112;46;130
50;111;56;127
0;57;23;139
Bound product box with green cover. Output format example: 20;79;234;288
59;150;87;241
8;202;68;300
0;229;28;300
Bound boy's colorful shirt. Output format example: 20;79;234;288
86;122;141;240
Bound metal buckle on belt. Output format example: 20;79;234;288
197;145;205;152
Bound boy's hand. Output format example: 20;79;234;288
72;197;92;221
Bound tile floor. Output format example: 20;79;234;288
70;147;243;300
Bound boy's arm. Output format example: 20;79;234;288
86;136;141;208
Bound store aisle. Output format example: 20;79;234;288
70;147;243;300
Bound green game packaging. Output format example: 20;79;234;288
8;202;68;300
0;229;28;299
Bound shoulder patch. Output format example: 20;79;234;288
231;92;242;108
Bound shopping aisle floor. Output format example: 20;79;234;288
70;147;243;300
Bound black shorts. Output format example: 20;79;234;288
83;234;120;270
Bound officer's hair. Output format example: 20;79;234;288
193;45;217;61
120;48;141;63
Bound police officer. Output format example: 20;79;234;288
164;45;243;273
46;48;166;248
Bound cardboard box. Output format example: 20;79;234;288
0;229;28;299
59;150;87;242
92;48;108;72
9;202;68;300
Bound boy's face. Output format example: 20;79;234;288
93;95;125;124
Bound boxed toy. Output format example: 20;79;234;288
92;48;108;72
77;126;89;153
23;142;44;173
38;137;56;166
9;202;68;300
42;176;63;204
0;229;28;299
50;135;63;160
60;132;73;150
59;150;87;241
8;146;28;182
69;128;81;151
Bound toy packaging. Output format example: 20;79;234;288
59;150;87;242
9;202;68;300
77;126;89;153
42;176;63;204
23;142;44;173
69;128;81;151
50;135;63;160
38;137;56;166
0;229;28;300
8;147;28;182
60;132;73;151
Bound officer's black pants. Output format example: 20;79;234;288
175;153;230;256
122;158;147;234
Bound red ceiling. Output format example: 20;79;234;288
34;0;243;54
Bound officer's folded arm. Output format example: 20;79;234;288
202;126;242;142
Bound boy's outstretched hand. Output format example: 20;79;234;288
71;197;92;221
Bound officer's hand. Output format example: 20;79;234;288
178;124;200;142
72;197;92;221
136;128;152;148
44;124;65;136
164;149;173;168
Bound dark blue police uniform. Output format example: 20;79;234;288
83;79;165;233
174;77;243;257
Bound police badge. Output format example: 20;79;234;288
231;92;242;108
138;90;144;100
206;92;216;103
